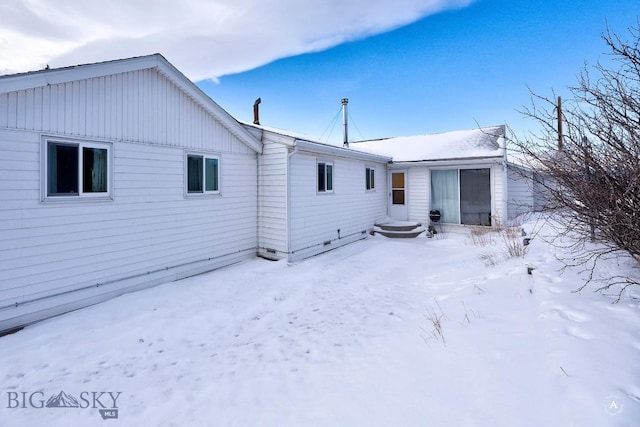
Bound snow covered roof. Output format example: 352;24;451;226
241;122;392;163
350;125;506;162
239;121;318;142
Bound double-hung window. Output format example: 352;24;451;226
317;161;333;192
187;154;219;194
365;167;375;190
45;139;111;199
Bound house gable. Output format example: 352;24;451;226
0;54;261;154
0;55;260;333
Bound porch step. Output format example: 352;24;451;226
373;222;425;238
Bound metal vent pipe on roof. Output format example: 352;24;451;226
342;98;349;148
253;97;261;125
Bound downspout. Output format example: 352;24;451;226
287;142;299;261
257;127;264;256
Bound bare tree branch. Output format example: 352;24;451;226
511;23;640;300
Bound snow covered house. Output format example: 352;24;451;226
352;126;535;226
0;54;392;332
0;54;263;333
242;124;390;262
0;53;536;333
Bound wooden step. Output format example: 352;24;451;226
373;225;425;238
374;221;422;232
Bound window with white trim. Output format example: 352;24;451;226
365;167;375;190
187;154;219;194
45;140;111;198
317;161;333;192
430;168;491;226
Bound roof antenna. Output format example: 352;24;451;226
342;98;349;147
253;98;261;125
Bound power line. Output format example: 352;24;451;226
319;106;342;143
348;112;365;141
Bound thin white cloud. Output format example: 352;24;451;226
0;0;474;80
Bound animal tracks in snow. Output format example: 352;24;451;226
551;305;589;323
565;325;594;340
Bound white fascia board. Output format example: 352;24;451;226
389;156;504;168
261;131;297;147
153;56;262;153
294;139;392;163
0;54;162;93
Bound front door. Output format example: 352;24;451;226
389;171;408;220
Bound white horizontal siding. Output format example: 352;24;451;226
532;172;553;212
288;153;387;261
0;123;257;331
0;69;253;155
257;139;288;258
404;162;507;226
507;165;534;220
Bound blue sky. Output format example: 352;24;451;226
199;0;639;143
1;0;638;144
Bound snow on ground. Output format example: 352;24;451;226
1;216;639;426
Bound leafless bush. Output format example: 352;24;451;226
501;226;527;258
480;252;498;267
469;221;526;264
459;301;479;326
511;23;640;298
420;303;447;347
469;226;495;246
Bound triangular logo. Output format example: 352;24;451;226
45;391;80;408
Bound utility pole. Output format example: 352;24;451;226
583;136;596;241
557;96;563;151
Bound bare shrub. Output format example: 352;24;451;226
469;220;526;264
480;252;498;267
501;226;527;258
420;303;447;347
511;23;640;298
469;226;495;247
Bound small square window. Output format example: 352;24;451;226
318;162;333;192
187;154;219;194
46;140;110;198
366;167;375;190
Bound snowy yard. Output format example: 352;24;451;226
1;217;639;426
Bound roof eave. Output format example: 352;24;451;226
294;139;392;163
389;155;504;167
0;54;163;92
0;54;263;154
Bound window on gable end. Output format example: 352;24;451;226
187;154;219;194
45;139;111;199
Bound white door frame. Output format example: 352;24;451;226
389;170;408;220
